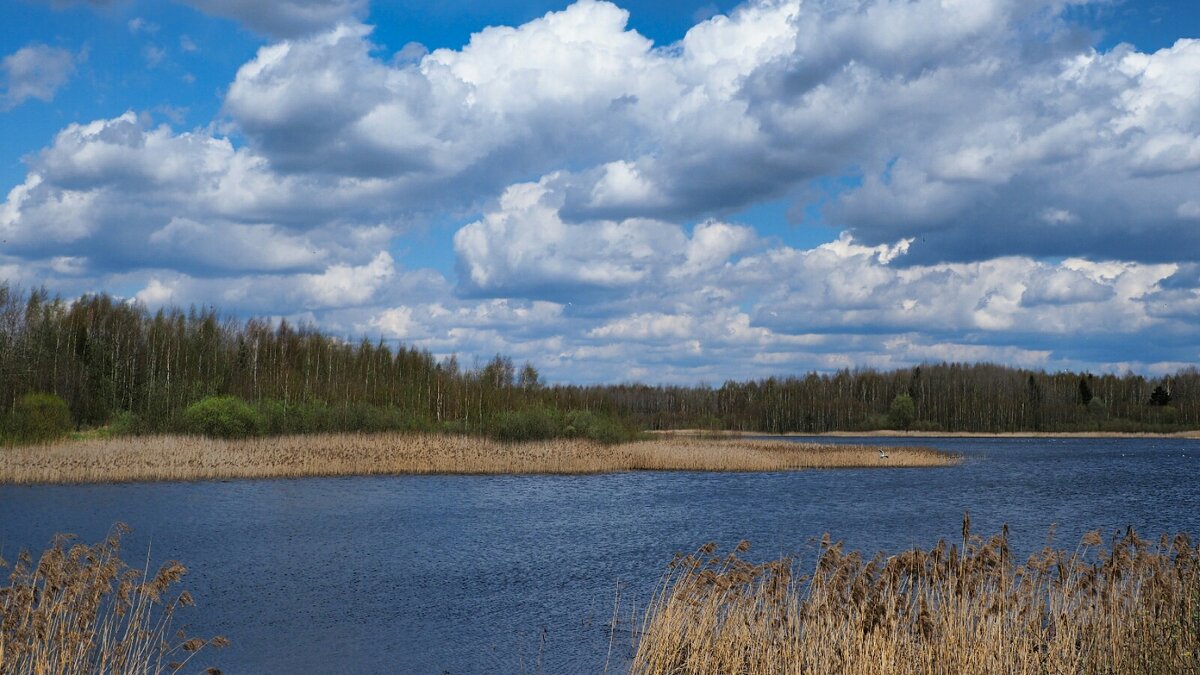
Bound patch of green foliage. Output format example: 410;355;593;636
182;396;263;438
3;393;73;444
490;407;558;442
256;399;325;435
856;413;890;431
910;419;944;432
105;410;144;436
487;406;637;444
254;399;436;435
178;397;439;438
888;394;917;431
563;409;633;444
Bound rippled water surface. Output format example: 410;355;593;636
2;436;1199;673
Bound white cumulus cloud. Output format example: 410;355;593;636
5;0;1200;382
1;44;75;110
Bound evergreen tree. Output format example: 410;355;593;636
1078;376;1093;405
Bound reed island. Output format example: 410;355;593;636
0;434;954;485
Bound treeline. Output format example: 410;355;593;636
0;283;1195;441
559;364;1197;433
0;284;632;443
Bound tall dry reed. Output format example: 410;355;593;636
0;435;955;484
0;524;226;674
632;517;1200;675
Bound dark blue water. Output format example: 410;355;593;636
2;436;1199;674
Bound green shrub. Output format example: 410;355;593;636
490;407;559;442
289;400;334;433
5;393;72;444
563;409;636;444
1155;405;1179;426
338;402;388;433
182;396;262;438
255;399;290;435
910;419;944;432
582;417;630;444
856;413;890;431
447;407;638;444
406;414;438;434
330;402;421;433
888;394;916;431
257;398;321;435
105;410;143;437
252;399;433;435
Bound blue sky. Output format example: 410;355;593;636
1;0;1199;383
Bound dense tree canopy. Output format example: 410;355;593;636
0;283;1194;439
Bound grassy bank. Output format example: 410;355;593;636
0;435;955;484
632;519;1200;675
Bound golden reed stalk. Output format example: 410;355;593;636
0;434;956;484
632;518;1200;675
0;524;226;675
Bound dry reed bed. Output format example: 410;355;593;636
632;517;1200;675
0;524;225;674
0;434;955;484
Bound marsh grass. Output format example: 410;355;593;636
0;434;955;484
632;517;1200;675
0;524;226;674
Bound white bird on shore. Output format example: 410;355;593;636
879;449;889;459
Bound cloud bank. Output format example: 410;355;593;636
2;0;1199;381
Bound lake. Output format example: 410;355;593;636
2;436;1199;673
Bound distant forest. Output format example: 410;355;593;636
0;283;1195;439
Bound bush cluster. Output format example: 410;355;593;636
2;393;73;444
487;406;636;444
181;396;261;438
177;396;437;438
4;392;636;444
255;399;434;435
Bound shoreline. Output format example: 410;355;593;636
653;429;1200;439
0;433;957;485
